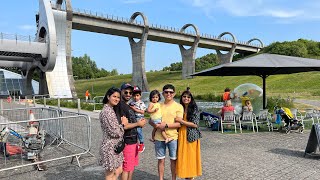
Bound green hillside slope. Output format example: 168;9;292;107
75;71;320;99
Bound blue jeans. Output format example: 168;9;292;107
154;140;178;160
137;127;144;144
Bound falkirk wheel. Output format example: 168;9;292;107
0;0;75;98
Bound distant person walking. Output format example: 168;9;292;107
85;89;90;102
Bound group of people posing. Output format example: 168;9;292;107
99;83;202;180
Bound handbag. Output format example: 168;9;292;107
114;139;125;154
187;127;202;143
114;112;125;154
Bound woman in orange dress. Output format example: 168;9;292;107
175;90;202;179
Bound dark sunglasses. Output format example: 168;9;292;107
164;91;174;94
124;91;132;95
182;95;191;99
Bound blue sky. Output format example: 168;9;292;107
1;0;319;74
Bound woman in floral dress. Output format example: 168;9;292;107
99;87;128;180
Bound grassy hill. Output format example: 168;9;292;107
75;71;320;100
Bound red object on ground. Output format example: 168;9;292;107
6;143;23;155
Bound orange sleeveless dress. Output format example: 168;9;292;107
176;113;202;178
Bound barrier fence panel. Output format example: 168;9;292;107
93;96;104;111
0;107;92;172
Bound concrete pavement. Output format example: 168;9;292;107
1;103;320;179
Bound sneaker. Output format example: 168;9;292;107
138;144;145;153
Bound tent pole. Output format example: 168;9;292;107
262;75;266;109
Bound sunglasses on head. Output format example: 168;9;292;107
164;91;174;94
124;91;132;95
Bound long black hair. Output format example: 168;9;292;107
102;87;121;104
149;90;161;102
179;90;198;120
102;87;122;123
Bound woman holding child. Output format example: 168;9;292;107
175;90;202;179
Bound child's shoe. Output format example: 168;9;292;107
138;144;145;153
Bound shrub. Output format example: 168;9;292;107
266;96;295;112
193;93;221;101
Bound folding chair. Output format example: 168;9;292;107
313;109;320;123
239;111;256;133
255;109;273;132
290;108;303;122
220;111;237;133
302;108;315;126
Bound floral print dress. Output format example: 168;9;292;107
99;104;124;171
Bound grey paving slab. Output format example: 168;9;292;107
1;104;320;179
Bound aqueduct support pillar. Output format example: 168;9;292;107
21;67;35;98
179;24;200;79
216;32;237;64
128;12;149;92
39;71;49;95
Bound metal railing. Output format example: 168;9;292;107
93;96;104;111
0;32;47;44
72;8;263;47
0;106;92;172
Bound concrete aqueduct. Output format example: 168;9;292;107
0;0;263;98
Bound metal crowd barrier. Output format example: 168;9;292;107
0;107;92;172
93;96;104;111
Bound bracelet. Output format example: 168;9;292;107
180;121;184;125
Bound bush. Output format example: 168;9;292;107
266;96;295;112
311;90;320;96
36;99;98;111
194;93;221;101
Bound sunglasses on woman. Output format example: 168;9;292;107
182;95;191;99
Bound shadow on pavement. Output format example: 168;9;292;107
268;148;320;160
42;165;161;180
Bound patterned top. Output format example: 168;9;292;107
131;100;146;120
99;104;124;171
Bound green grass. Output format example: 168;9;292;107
75;71;320;100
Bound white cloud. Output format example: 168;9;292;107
184;0;320;22
18;25;36;31
265;10;303;18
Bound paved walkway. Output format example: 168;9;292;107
1;103;320;179
294;99;320;109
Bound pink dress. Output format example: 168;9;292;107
99;104;124;171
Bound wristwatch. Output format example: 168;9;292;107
165;124;168;129
180;121;184;125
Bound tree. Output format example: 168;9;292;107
72;54;119;79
